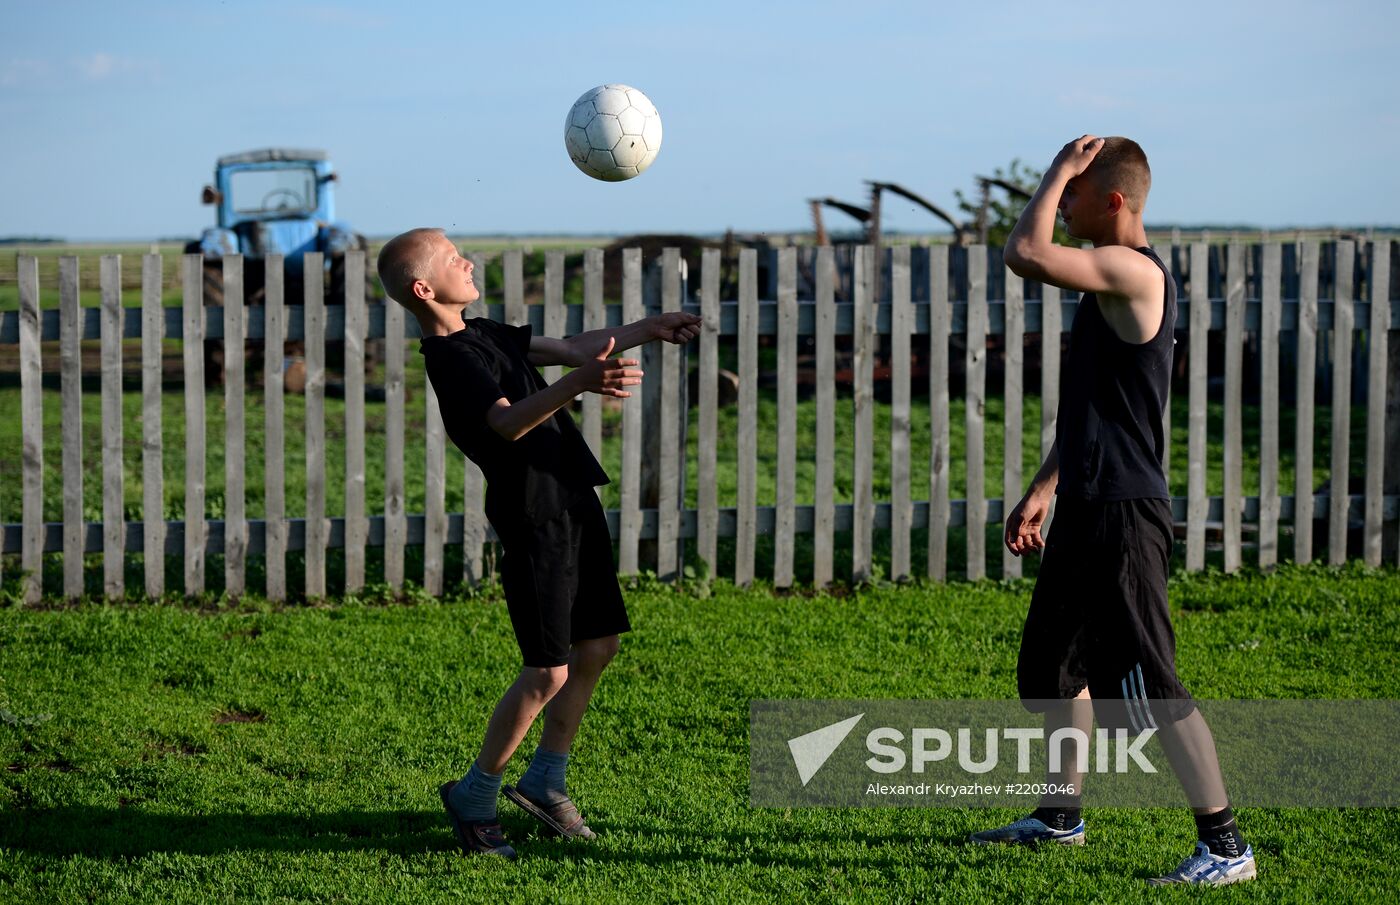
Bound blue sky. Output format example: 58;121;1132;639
2;0;1397;240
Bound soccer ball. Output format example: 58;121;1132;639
564;84;663;182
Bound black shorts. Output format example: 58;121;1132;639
497;493;631;668
1018;496;1195;730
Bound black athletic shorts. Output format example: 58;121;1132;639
1018;496;1196;730
497;493;631;668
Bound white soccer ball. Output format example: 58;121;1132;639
564;84;663;182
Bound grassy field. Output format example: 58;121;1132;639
1;563;1397;902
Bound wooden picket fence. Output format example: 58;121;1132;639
2;240;1397;603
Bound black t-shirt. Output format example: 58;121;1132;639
1054;247;1175;501
420;318;609;529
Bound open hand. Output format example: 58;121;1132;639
574;337;643;398
651;311;702;344
1050;135;1104;179
1005;490;1051;557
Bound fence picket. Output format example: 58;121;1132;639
698;248;720;576
657;248;684;581
424;378;446;595
1363;240;1391;566
1002;266;1024;579
544;251;566;386
965;246;988;581
504;249;525;325
1259;244;1282;569
1223;244;1245;572
463;458;487;584
100;255;124;598
814;247;836;586
182;256;206;595
775;247;798;587
60;257;83;600
264;257;286;600
928;245;950;581
19;257;43;604
890;246;912;582
619;248;644;574
1186;244;1210;570
141;254;165;599
304;256;327;598
223;256;247;597
344;251;368;592
736;248;758;585
852;245;876;582
385;285;406;589
1294;243;1319;563
582;249;604;467
1329;241;1356;564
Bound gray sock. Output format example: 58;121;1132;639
517;746;570;805
448;760;503;822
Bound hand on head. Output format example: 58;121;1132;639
1051;135;1105;178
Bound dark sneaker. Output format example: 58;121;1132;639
970;816;1086;846
439;781;516;859
503;784;597;840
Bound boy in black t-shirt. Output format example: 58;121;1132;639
969;137;1255;886
377;228;700;859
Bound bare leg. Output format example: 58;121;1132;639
475;665;569;774
1155;707;1230;814
539;635;621;753
1041;687;1093;807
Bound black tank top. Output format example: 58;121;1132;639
1055;247;1175;501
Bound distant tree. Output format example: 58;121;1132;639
953;159;1074;248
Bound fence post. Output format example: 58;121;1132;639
965;246;988;581
424;376;446;596
890;246;912;583
304;254;327;598
1002;266;1024;580
19;257;43;604
182;255;206;597
1186;244;1210;571
852;245;876;583
619;248;644;575
1329;240;1356;564
100;255;125;598
141;254;166;598
264;257;287;600
813;247;836;587
1259;244;1282;569
1363;240;1391;566
581;249;605;474
735;248;758;586
1223;243;1245;573
224;256;247;598
1294;243;1319;563
60;257;83;601
698;248;721;577
344;250;368;593
928;245;951;582
384;278;406;590
774;247;798;588
658;248;684;582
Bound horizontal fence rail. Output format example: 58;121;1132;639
3;241;1397;603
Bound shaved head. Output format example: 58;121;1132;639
377;227;446;307
1084;137;1151;213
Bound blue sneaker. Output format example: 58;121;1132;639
1148;842;1257;886
970;816;1086;846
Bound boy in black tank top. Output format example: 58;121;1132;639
968;137;1256;886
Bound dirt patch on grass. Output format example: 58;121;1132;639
214;707;266;725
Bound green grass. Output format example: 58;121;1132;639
1;563;1397;902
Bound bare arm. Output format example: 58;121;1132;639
1006;445;1059;557
486;338;642;441
527;312;702;367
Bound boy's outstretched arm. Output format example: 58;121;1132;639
527;312;701;367
1004;135;1157;297
488;338;641;441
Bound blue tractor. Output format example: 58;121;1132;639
188;148;376;382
